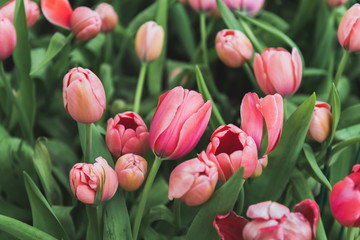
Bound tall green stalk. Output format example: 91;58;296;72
200;13;208;68
133;62;148;114
334;50;350;87
84;124;92;163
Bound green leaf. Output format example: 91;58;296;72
52;206;75;240
327;84;341;146
100;63;114;102
186;168;244;240
216;0;242;30
337;103;360;130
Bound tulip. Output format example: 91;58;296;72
1;0;39;28
135;21;164;62
254;48;302;97
69;157;118;204
106;111;149;158
41;0;73;29
215;29;253;68
115;154;147;191
338;4;360;51
0;14;16;60
240;0;265;16
168;151;218;206
206;124;258;181
307;101;332;143
95;3;118;33
188;0;216;11
149;86;212;160
62;67;106;124
326;0;348;7
70;7;102;41
330;164;360;227
222;0;241;10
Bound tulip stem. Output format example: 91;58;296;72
86;205;100;240
174;199;181;231
333;50;350;88
85;124;92;163
132;156;162;240
347;227;356;240
134;62;148;114
200;13;208;67
238;18;263;53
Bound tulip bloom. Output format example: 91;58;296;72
1;0;39;28
115;154;147;191
240;0;264;16
215;29;253;68
69;157;118;204
214;199;320;240
254;48;302;97
188;0;216;11
106;112;149;158
307;101;332;143
330;164;360;227
338;4;360;51
95;3;118;33
135;21;164;62
327;0;348;7
41;0;73;29
206;124;258;181
168;151;218;206
70;7;102;41
149;86;212;160
0;14;16;60
63;67;106;124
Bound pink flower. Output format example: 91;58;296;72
206;124;258;181
240;0;265;16
307;101;332;143
135;21;164;62
69;157;118;204
115;153;147;192
326;0;348;7
214;200;320;240
338;4;360;51
254;48;302;97
168;151;218;206
62;67;106;124
215;29;253;68
330;164;360;227
106;111;149;158
70;7;102;41
188;0;216;11
41;0;72;29
0;14;16;60
1;0;39;28
149;86;212;160
95;3;118;33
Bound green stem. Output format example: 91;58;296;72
85;124;92;163
238;18;263;53
132;156;162;240
243;62;259;90
174;199;181;231
347;227;356;240
200;13;208;67
86;205;99;240
133;62;148;114
334;50;350;87
319;147;331;213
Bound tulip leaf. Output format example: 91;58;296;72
100;63;115;102
52;206;75;240
216;0;242;30
338;103;360;130
186;168;244;240
327;83;341;146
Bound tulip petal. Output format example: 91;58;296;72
242;219;280;240
254;53;273;95
213;211;248;240
294;199;320;240
247;201;290;220
41;0;72;29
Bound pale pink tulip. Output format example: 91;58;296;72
206;124;258;181
69;157;118;204
41;0;72;29
240;0;264;16
0;14;16;60
115;154;147;191
338;4;360;51
327;0;348;7
168;151;218;206
62;67;106;124
307;101;332;143
1;0;39;28
70;7;102;41
188;0;216;11
149;86;212;160
95;3;118;33
135;21;164;62
254;48;302;97
222;0;241;10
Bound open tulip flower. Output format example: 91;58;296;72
1;0;39;28
338;4;360;51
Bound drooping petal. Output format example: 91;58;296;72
41;0;72;29
213;211;248;240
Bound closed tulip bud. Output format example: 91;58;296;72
95;3;118;33
69;157;118;204
41;0;72;29
240;0;265;16
135;21;164;62
149;86;212;160
338;4;360;51
206;124;258;181
215;29;253;68
188;0;216;11
106;111;149;158
327;0;348;7
115;153;147;191
307;101;332;143
254;48;302;97
1;0;39;28
70;7;102;41
63;67;106;124
0;14;16;60
168;151;218;206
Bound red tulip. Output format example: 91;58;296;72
338;4;360;51
41;0;72;29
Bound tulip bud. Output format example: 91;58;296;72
168;151;218;206
70;7;102;41
0;14;16;60
95;3;118;33
188;0;216;11
254;48;302;97
327;0;348;7
69;157;118;204
338;4;360;51
149;86;212;160
106;111;149;158
0;0;39;28
115;153;147;191
62;67;106;124
206;124;258;181
215;29;253;68
240;0;264;16
135;21;164;62
307;101;332;143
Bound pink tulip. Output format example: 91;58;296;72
149;86;212;160
168;151;218;206
330;164;360;227
69;157;118;204
240;0;265;16
95;3;118;33
222;0;241;10
214;199;320;240
106;111;149;158
1;0;39;28
62;67;106;124
307;101;332;143
41;0;72;29
188;0;216;11
0;14;16;60
215;29;253;68
70;7;102;41
254;48;302;97
327;0;348;7
135;21;164;62
206;124;258;181
338;4;360;51
115;153;147;192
